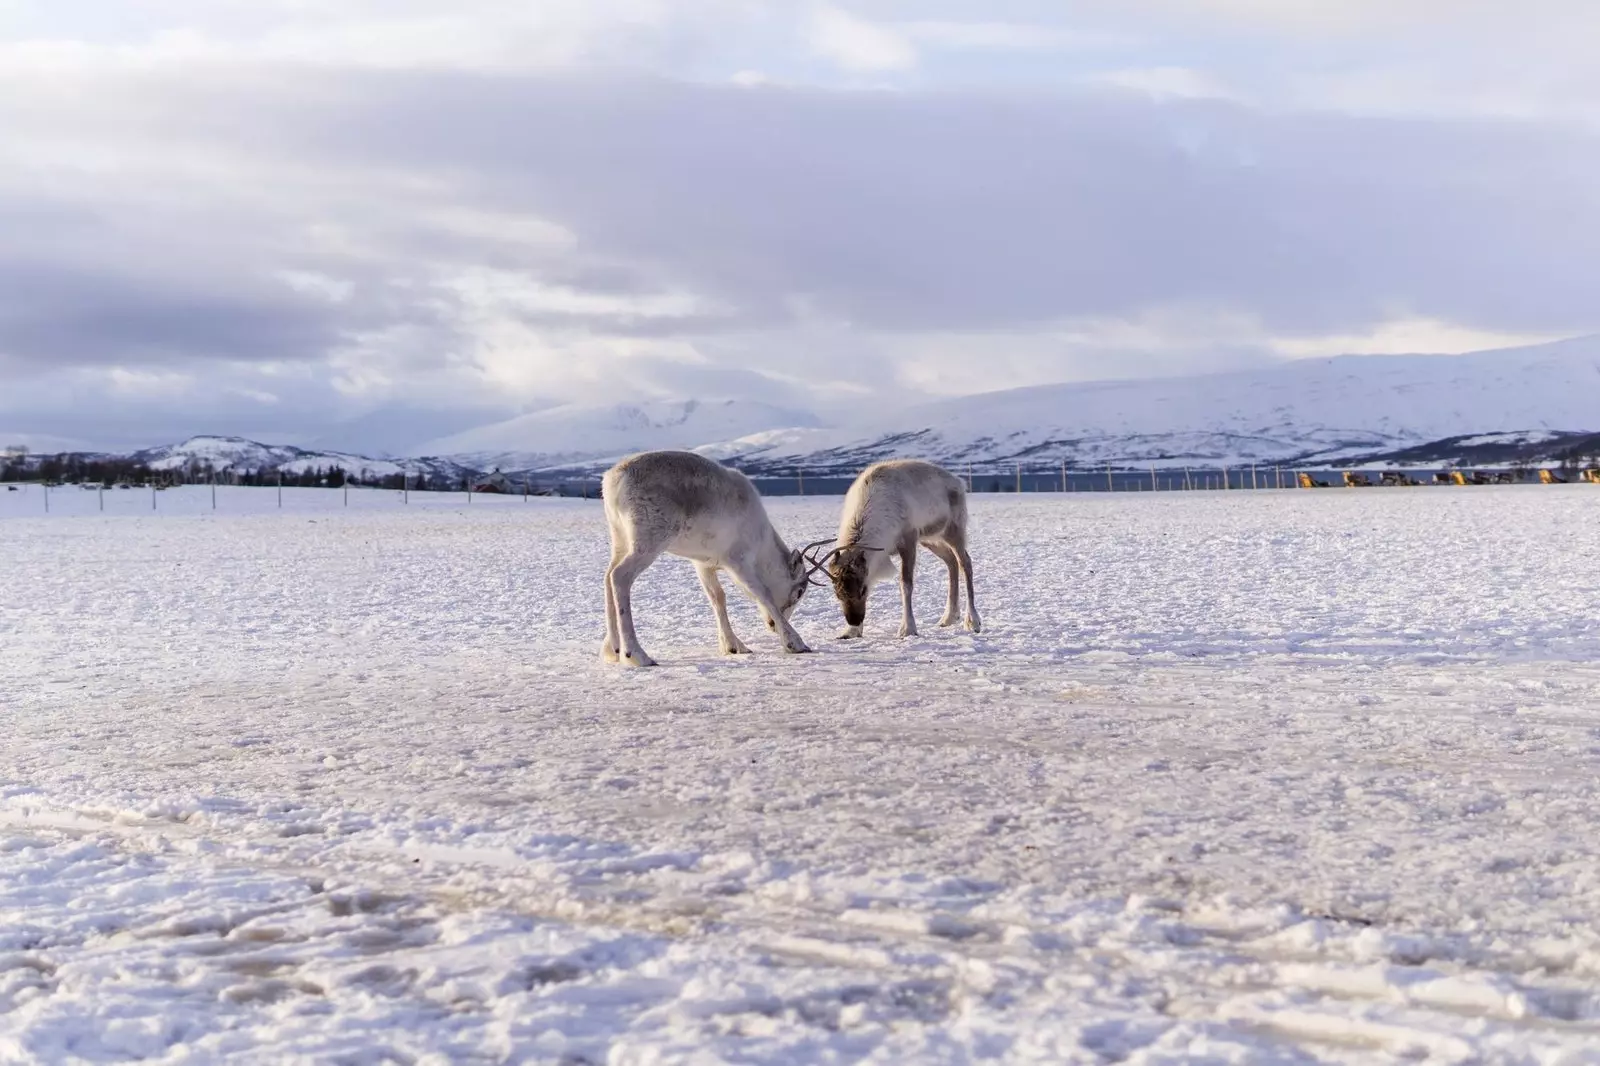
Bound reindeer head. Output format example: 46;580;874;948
801;541;878;628
829;547;874;627
777;546;815;620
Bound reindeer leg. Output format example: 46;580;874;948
696;564;751;655
601;537;625;663
924;540;962;627
896;534;919;638
601;518;624;659
609;546;663;667
727;560;812;654
944;525;980;633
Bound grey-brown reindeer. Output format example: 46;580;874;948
808;460;980;640
599;451;831;667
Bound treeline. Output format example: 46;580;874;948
1551;435;1600;472
0;456;474;491
2;455;165;485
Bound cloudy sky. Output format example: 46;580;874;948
4;1;1600;452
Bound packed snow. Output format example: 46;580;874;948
4;483;1600;1063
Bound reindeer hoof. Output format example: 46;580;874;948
621;649;658;668
938;614;959;628
722;641;752;655
964;616;981;633
784;642;813;654
836;627;863;641
600;642;621;664
897;624;918;639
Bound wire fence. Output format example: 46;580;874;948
7;462;1595;518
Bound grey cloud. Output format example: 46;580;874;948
6;61;1600;451
0;182;455;376
0;261;341;372
15;67;1600;358
266;74;1600;336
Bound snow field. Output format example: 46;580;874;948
4;486;1600;1063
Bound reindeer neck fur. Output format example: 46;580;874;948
740;524;797;602
836;481;906;585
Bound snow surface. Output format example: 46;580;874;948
5;484;1600;1062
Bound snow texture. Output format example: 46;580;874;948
5;483;1600;1063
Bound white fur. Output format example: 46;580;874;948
833;459;980;639
600;451;812;667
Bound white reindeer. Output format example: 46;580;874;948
600;451;827;667
811;459;980;639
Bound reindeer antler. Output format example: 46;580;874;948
799;538;840;584
799;540;885;585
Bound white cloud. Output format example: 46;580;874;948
1271;318;1572;359
808;5;917;72
107;367;197;397
1092;66;1240;102
1086;0;1564;36
901;21;1127;52
0;0;704;73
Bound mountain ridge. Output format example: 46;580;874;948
8;336;1599;479
687;335;1600;475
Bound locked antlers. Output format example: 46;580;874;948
798;539;881;586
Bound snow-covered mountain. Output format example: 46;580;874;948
692;336;1600;474
15;337;1600;482
129;436;471;482
415;399;824;471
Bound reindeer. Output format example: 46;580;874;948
600;451;825;667
809;460;980;640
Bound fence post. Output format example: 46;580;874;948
212;474;217;510
344;482;348;507
43;483;48;513
798;469;804;496
99;482;104;512
1106;464;1113;492
278;470;283;508
1150;464;1157;492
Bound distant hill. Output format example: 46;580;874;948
128;436;474;483
414;399;824;472
9;337;1599;481
684;335;1600;475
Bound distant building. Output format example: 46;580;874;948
472;470;515;494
